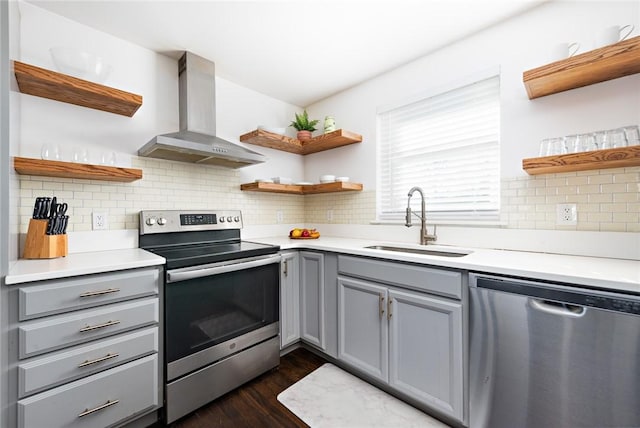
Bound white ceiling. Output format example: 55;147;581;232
26;0;548;106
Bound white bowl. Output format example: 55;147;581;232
258;126;286;135
335;176;350;182
319;174;336;183
50;47;112;83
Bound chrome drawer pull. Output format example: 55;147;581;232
78;399;119;418
79;288;120;298
79;319;121;332
78;352;120;368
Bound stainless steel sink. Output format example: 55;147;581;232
365;245;469;257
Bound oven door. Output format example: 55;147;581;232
165;253;280;381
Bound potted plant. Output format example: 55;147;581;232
289;110;319;142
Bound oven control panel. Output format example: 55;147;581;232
180;213;217;225
139;210;242;234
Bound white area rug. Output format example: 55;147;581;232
277;363;450;428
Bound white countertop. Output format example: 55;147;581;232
5;237;638;294
5;248;165;285
250;236;640;294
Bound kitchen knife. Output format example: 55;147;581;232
32;198;43;219
42;197;51;220
57;216;65;235
49;196;57;218
61;215;69;234
45;217;56;235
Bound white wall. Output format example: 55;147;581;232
305;1;640;187
14;2;304;181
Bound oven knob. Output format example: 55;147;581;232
146;217;157;226
234;216;240;222
220;217;225;222
157;217;167;226
227;216;233;222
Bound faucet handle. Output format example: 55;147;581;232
425;224;437;242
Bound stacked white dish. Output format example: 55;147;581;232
272;177;293;185
319;175;336;183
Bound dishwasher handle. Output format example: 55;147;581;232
529;298;586;318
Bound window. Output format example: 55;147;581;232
377;74;500;222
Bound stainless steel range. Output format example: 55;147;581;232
139;210;281;424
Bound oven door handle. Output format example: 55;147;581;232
167;254;281;283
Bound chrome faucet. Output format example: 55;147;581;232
405;186;437;245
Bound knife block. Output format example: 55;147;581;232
23;219;68;259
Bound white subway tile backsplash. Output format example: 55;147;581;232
16;159;639;234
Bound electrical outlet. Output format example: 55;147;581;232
556;204;577;225
276;210;283;224
326;209;333;222
92;212;108;230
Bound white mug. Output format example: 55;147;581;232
596;24;634;47
551;42;580;62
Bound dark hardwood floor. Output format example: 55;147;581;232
167;347;327;428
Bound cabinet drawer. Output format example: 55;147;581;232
18;354;158;428
338;255;462;299
19;267;159;321
19;298;158;359
19;327;158;398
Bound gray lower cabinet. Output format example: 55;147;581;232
388;288;463;421
299;251;325;349
337;255;464;423
337;277;388;382
280;252;300;349
11;267;162;428
299;251;338;358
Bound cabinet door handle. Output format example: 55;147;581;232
387;297;393;321
77;352;120;368
79;288;120;298
79;319;120;332
283;260;288;277
78;399;119;418
379;294;385;318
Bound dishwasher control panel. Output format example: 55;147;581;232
585;295;640;315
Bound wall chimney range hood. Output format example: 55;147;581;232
139;52;266;168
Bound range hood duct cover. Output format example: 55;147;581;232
139;52;266;168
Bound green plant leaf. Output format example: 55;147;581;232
288;109;318;131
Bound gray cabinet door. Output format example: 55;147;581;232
299;251;325;349
388;289;463;421
280;252;300;349
337;277;388;383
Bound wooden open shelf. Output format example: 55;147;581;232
523;36;640;99
239;129;362;155
14;157;143;182
522;146;640;175
240;181;363;195
13;61;142;117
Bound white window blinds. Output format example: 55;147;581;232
377;75;500;222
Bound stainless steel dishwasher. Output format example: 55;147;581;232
469;273;640;428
